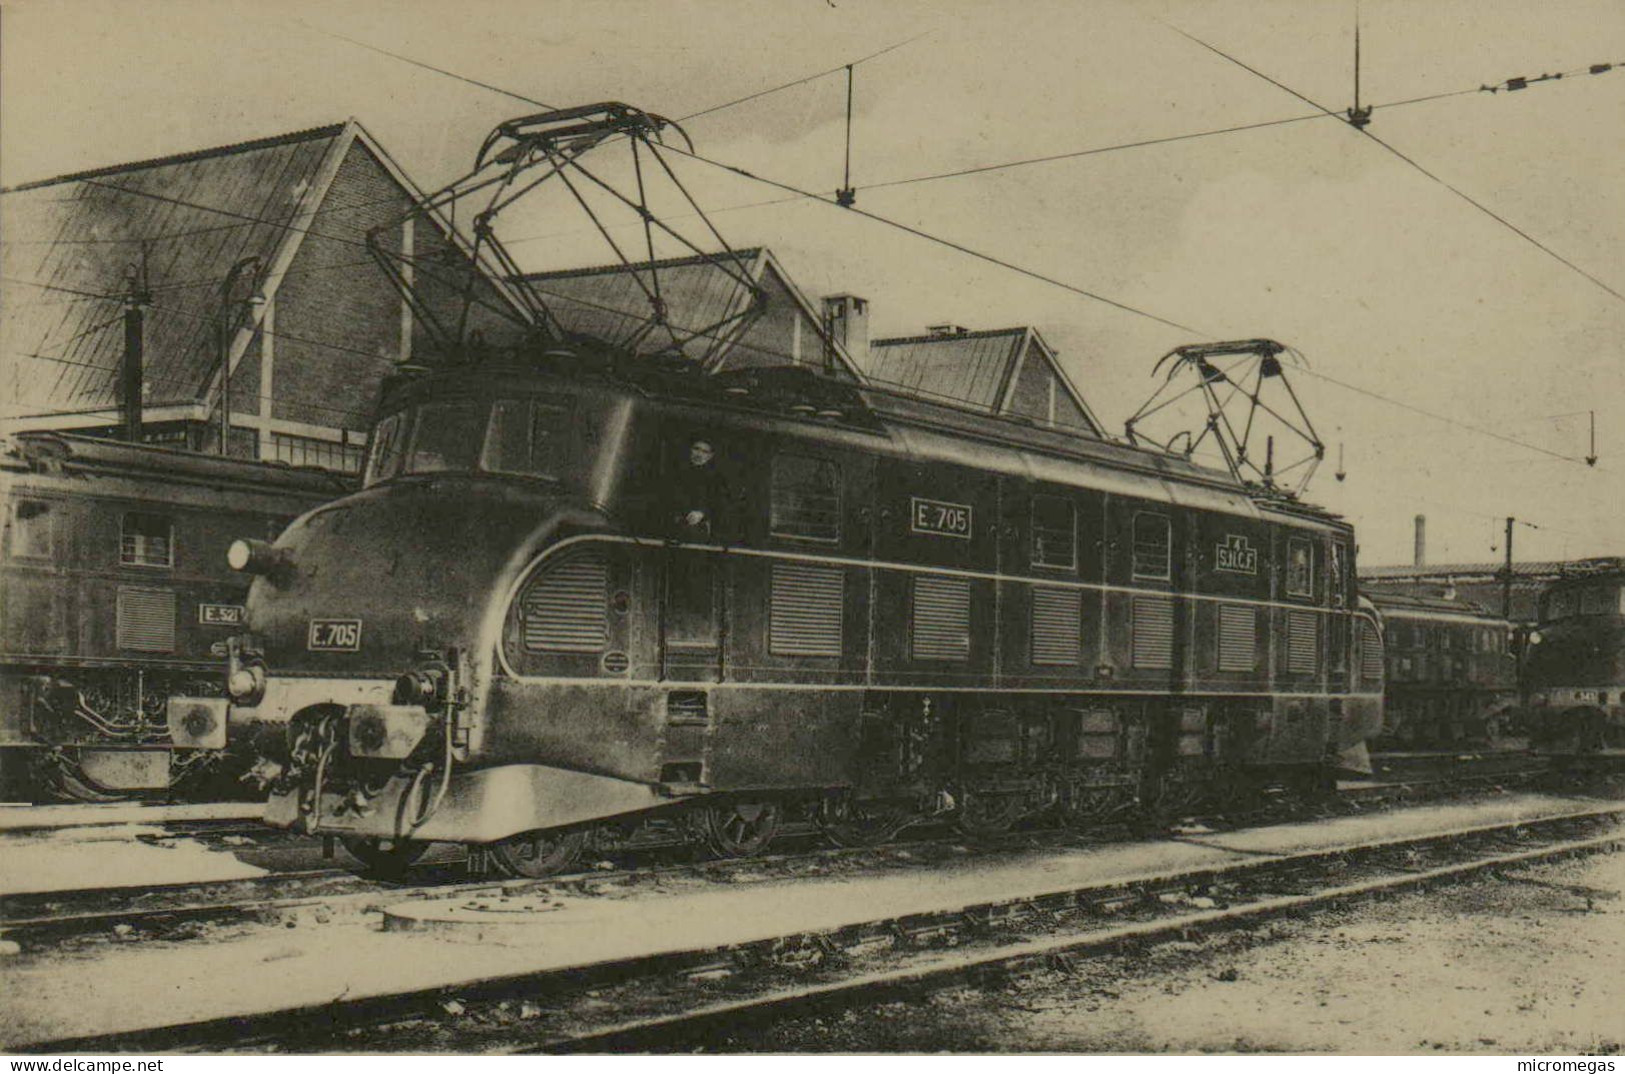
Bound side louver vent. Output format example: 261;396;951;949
521;552;608;653
1217;604;1257;672
1361;620;1384;685
769;562;844;657
1031;587;1081;666
1131;596;1174;669
1287;610;1319;674
116;587;176;652
912;574;971;661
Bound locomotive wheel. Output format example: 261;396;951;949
489;829;586;879
703;800;782;858
954;790;1024;837
341;836;428;878
819;798;910;848
1061;786;1132;828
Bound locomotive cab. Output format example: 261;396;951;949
1524;567;1625;752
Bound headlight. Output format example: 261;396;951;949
228;538;291;578
228;664;266;702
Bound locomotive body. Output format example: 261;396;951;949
0;432;349;799
183;354;1384;865
1366;592;1519;748
1523;562;1625;751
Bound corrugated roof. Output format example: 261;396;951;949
865;328;1025;411
1;124;346;418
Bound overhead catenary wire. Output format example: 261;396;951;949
1158;18;1625;306
677;31;931;123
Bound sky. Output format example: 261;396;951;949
2;0;1622;568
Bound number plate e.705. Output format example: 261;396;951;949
307;619;362;652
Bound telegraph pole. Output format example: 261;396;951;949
1502;516;1515;618
120;257;152;443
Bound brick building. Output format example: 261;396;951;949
1;120;511;471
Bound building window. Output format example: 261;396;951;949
1031;495;1076;570
1285;538;1314;597
1131;512;1171;581
770;454;841;542
769;562;844;657
271;431;364;473
120;512;173;568
8;500;52;560
912;574;971;661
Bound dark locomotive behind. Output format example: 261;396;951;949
0;432;350;801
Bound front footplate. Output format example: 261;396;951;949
265;762;670;843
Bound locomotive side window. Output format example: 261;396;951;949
1580;586;1608;615
1285;538;1314;598
365;410;408;485
1329;540;1348;606
1547;589;1575;620
1131;512;1171;582
8;499;52;560
770;454;841;542
482;398;568;479
1031;495;1076;570
120;511;173;568
405;399;483;474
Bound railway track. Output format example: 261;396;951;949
3;760;1605;951
21;798;1625;1054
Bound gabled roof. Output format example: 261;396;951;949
1;124;350;419
866;325;1104;435
1;119;518;428
518;248;864;379
1360;560;1602;581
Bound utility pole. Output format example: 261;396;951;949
217;255;263;456
1502;516;1515;618
121;258;152;443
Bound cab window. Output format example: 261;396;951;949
405;400;483;474
482;398;569;479
365;410;408;486
1286;538;1314;598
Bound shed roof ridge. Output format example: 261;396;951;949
872;327;1027;346
3;122;349;194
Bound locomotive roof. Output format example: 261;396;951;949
1;431;353;497
1365;588;1503;620
386;356;1349;531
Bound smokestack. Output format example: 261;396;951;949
822;294;869;368
1413;514;1426;567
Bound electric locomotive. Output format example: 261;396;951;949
173;348;1384;875
0;431;350;800
1523;558;1625;751
1365;591;1519;748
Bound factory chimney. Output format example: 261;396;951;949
822;294;869;369
1413;514;1426;568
